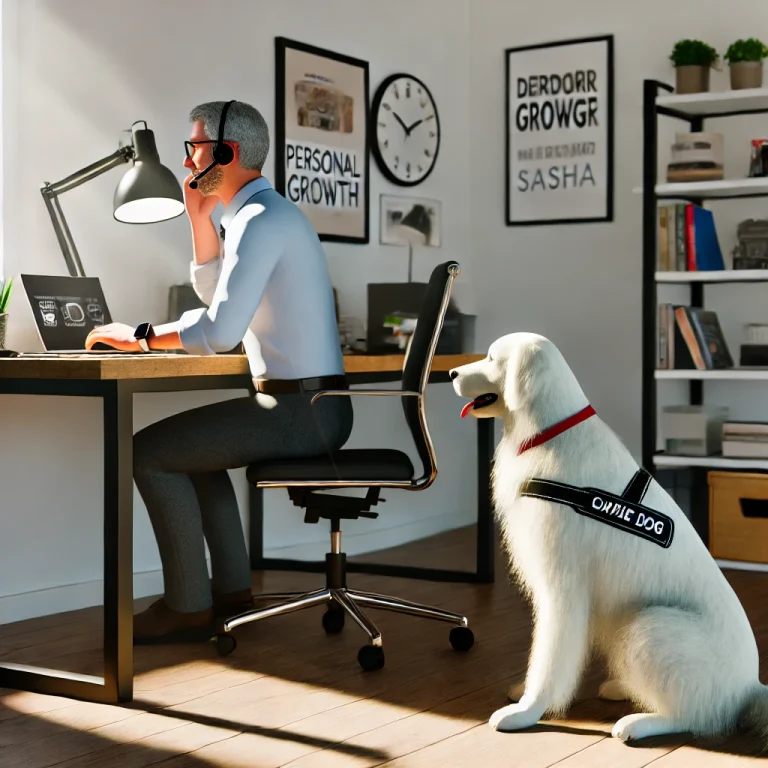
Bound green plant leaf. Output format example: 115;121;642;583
0;276;13;314
725;37;768;63
670;39;719;67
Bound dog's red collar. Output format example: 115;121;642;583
517;405;596;455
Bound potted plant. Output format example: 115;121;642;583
0;277;13;349
724;38;768;89
670;39;719;94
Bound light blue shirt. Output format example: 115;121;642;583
170;177;344;380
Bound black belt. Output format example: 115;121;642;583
519;467;675;548
253;375;348;395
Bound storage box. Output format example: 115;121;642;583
661;405;729;456
709;471;768;563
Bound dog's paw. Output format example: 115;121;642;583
507;680;526;702
489;703;542;732
612;713;679;742
598;679;628;701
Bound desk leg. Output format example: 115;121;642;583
0;379;134;703
102;381;134;702
476;417;495;583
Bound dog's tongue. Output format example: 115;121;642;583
461;399;479;419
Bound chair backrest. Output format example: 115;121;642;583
401;260;460;485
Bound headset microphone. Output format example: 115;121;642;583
189;161;217;190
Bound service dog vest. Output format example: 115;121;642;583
519;467;675;548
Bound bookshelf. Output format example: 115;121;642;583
655;270;768;283
640;79;768;545
634;177;768;198
655;368;768;381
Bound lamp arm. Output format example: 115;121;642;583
40;145;135;278
42;145;134;197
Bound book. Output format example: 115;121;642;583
656;203;725;272
723;421;768;436
722;439;768;457
658;304;733;370
685;205;725;271
686;306;734;368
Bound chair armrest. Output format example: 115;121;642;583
310;389;420;405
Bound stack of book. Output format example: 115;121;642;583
722;421;768;458
657;203;725;272
658;304;733;370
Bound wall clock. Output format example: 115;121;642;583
370;73;440;186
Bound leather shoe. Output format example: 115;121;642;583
133;598;216;645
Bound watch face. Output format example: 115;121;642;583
372;75;440;186
134;322;152;340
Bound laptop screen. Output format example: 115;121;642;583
20;274;113;351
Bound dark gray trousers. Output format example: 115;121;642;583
133;390;354;612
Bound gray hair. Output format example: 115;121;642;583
189;100;269;171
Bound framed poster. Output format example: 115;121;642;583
505;34;614;226
275;37;370;243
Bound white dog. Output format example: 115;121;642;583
450;332;768;744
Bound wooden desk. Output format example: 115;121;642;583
0;352;480;380
0;351;490;705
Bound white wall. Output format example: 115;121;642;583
7;0;766;625
0;0;478;624
469;0;768;458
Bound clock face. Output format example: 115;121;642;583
372;74;440;186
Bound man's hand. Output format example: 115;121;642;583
183;173;219;221
85;323;141;352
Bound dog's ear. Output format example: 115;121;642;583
511;339;587;419
500;340;541;412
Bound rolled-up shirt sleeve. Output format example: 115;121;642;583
190;258;222;306
177;206;282;355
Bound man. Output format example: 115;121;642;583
86;100;353;644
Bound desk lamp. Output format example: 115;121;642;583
40;120;185;277
397;203;432;282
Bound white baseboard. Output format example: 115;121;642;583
0;514;470;626
716;558;768;573
0;569;167;626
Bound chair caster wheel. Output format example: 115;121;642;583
358;644;385;671
449;626;474;652
322;606;345;634
215;633;237;657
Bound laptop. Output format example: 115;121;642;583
18;274;146;356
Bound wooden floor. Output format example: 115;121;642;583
2;526;768;767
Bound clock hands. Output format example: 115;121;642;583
405;118;423;134
392;113;426;138
393;112;409;135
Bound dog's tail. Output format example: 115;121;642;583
738;683;768;747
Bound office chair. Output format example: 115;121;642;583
215;261;474;671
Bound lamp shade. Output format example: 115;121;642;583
398;204;431;245
113;124;185;223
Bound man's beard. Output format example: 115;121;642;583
195;164;224;195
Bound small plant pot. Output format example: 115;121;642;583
730;61;763;90
675;65;710;94
0;313;7;349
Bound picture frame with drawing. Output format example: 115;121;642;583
275;37;370;243
379;194;441;247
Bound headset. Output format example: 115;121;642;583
189;99;236;189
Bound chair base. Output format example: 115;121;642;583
215;529;475;670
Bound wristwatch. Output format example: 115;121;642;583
133;322;153;353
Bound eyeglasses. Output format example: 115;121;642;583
184;140;229;158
